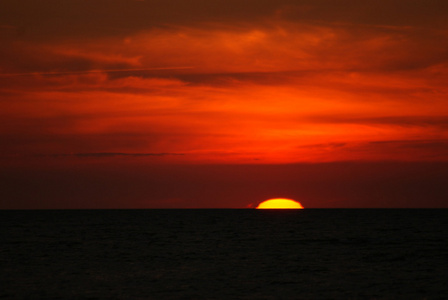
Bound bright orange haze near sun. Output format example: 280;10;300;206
256;198;304;209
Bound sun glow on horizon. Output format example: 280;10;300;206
256;198;304;209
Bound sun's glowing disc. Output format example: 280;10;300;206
256;198;304;209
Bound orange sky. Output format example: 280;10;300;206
1;1;448;208
2;0;448;164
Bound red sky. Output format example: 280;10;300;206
1;0;448;208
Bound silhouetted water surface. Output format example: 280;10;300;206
2;209;447;299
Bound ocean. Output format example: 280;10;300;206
1;209;447;299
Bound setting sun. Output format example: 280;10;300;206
256;198;304;209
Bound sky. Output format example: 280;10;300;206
1;0;448;208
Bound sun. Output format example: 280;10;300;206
256;198;304;209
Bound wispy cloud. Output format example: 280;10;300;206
0;67;193;77
311;116;448;128
38;152;185;158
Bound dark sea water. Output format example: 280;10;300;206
1;209;448;299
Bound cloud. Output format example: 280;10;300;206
298;142;348;149
2;12;447;83
41;152;185;158
1;1;448;164
0;67;193;77
0;41;142;75
2;1;448;76
288;139;448;162
279;0;448;28
1;1;447;42
344;139;448;161
368;139;448;150
311;115;448;129
1;70;447;163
